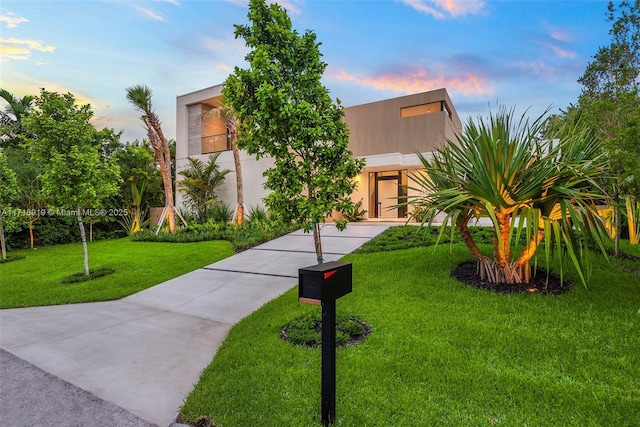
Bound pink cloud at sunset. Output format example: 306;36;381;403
331;68;493;98
402;0;486;18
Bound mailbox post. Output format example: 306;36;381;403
298;261;352;426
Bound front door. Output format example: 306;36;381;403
369;170;408;219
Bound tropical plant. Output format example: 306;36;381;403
126;85;177;232
0;88;34;147
625;196;640;244
407;107;609;286
246;205;269;223
209;201;233;224
198;100;246;224
118;179;148;235
224;0;365;263
342;198;367;222
178;154;231;221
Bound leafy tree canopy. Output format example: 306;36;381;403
21;89;120;274
223;0;364;260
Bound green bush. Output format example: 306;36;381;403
210;202;233;224
342;198;367;222
247;205;269;223
6;214;126;249
131;219;299;252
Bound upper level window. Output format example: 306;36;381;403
400;101;442;118
201;133;231;154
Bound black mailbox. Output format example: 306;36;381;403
298;261;352;304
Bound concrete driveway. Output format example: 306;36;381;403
0;223;390;427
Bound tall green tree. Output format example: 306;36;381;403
5;146;47;249
22;90;120;275
408;108;608;286
126;85;177;233
177;153;231;221
577;0;640;251
224;0;364;262
0;152;19;259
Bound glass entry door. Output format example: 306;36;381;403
368;170;408;218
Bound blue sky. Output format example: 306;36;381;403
2;0;612;143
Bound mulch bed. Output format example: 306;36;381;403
451;261;572;295
280;317;372;349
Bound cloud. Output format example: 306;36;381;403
543;42;577;59
0;12;28;28
133;5;166;21
330;67;492;97
270;0;303;15
224;0;303;15
0;38;55;61
157;0;180;5
547;26;573;43
401;0;486;18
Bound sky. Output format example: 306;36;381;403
1;0;614;144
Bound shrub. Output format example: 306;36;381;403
247;205;269;223
282;311;367;347
210;202;233;224
342;198;367;222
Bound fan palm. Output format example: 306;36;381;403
178;153;231;220
409;107;609;286
125;84;177;232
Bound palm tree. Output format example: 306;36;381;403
125;85;177;232
408;107;609;286
0;88;34;146
198;100;246;224
178;153;231;220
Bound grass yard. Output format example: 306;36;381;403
179;233;640;426
0;238;235;308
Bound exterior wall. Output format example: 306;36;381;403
343;89;461;221
344;88;461;158
175;84;272;212
175;85;461;222
348;152;431;221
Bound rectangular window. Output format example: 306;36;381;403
400;102;442;118
201;133;230;154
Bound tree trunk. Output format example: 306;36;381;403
147;115;176;233
456;212;485;261
76;207;90;276
0;214;6;259
627;196;639;245
515;226;545;275
313;222;324;264
232;141;245;224
614;201;621;256
29;220;35;249
493;211;511;267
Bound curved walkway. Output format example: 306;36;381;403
0;223;390;427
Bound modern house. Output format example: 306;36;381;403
175;84;462;221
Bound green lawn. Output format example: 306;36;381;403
179;238;640;426
0;238;235;308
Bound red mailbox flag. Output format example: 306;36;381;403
323;270;337;280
